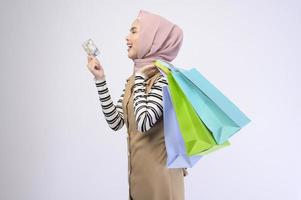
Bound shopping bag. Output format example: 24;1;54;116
156;60;251;144
162;85;202;168
155;60;230;156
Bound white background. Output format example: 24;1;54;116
0;0;300;199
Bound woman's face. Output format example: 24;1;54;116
125;19;140;59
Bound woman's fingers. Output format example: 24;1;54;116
87;55;98;66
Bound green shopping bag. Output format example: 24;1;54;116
154;60;230;156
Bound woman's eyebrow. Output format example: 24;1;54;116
130;27;137;31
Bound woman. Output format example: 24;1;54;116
87;9;187;200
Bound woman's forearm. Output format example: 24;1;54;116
95;77;125;131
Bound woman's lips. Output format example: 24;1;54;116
127;43;132;51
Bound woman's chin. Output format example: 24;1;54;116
127;53;133;59
127;52;137;60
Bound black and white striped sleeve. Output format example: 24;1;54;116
133;72;168;133
94;76;127;131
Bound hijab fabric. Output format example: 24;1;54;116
133;10;183;73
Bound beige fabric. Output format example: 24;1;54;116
122;72;186;200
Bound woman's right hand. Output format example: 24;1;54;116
86;55;105;80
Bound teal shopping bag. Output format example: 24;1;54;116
156;60;251;144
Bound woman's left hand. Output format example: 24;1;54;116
137;64;159;79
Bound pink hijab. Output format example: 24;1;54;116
133;10;183;73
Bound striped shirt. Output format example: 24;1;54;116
94;73;168;133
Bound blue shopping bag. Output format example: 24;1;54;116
162;85;202;168
157;60;251;144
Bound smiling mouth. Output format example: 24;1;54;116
127;43;133;51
